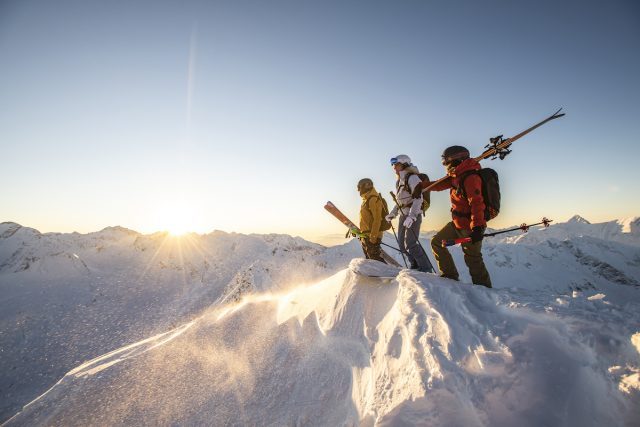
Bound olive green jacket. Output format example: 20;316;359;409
359;188;384;242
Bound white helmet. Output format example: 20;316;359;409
390;154;412;166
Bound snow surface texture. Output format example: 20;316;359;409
1;217;640;425
0;223;362;421
5;258;640;426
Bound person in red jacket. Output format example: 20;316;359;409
425;146;492;288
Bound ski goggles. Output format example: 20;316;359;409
390;157;400;166
441;152;469;166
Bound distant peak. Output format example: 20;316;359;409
568;215;590;224
0;222;41;239
619;216;640;233
99;226;138;235
0;222;23;238
0;221;22;228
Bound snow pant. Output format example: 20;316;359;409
398;214;433;273
361;239;386;263
430;221;492;288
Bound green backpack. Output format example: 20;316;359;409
403;172;431;216
366;193;392;231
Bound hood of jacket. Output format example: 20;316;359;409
398;165;420;179
360;187;379;200
450;158;481;180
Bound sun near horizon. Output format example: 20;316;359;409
1;0;639;248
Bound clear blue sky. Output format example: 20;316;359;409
1;0;639;244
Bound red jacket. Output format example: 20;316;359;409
429;159;487;230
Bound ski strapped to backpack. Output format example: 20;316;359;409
415;108;565;197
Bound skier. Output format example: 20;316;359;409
356;178;386;263
385;155;432;272
425;146;492;288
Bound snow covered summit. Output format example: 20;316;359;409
568;214;591;224
6;259;640;426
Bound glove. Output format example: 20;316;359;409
385;213;396;222
369;236;380;244
350;229;368;239
403;215;416;228
470;226;485;243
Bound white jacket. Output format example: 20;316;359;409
390;166;423;219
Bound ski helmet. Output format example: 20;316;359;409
441;146;470;166
390;154;412;167
357;178;374;193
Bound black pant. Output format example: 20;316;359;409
361;239;386;263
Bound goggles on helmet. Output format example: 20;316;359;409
390;157;399;166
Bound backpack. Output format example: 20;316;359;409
403;173;431;216
366;193;392;231
458;168;500;221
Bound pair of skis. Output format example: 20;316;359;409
419;108;565;194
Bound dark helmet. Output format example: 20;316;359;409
441;145;470;167
357;178;374;193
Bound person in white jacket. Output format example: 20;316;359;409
386;154;433;272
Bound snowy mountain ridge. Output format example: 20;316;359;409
1;217;640;425
2;214;639;284
492;215;640;247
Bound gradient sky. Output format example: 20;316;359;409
1;0;639;245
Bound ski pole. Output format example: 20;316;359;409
348;227;409;257
350;229;411;259
379;192;408;268
379;241;410;255
390;191;435;273
441;218;553;247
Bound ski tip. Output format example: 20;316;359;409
552;107;565;118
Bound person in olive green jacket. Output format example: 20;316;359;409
357;178;386;263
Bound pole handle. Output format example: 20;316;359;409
441;237;472;247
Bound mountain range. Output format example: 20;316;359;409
1;217;639;425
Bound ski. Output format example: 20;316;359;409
419;108;565;194
324;201;402;267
